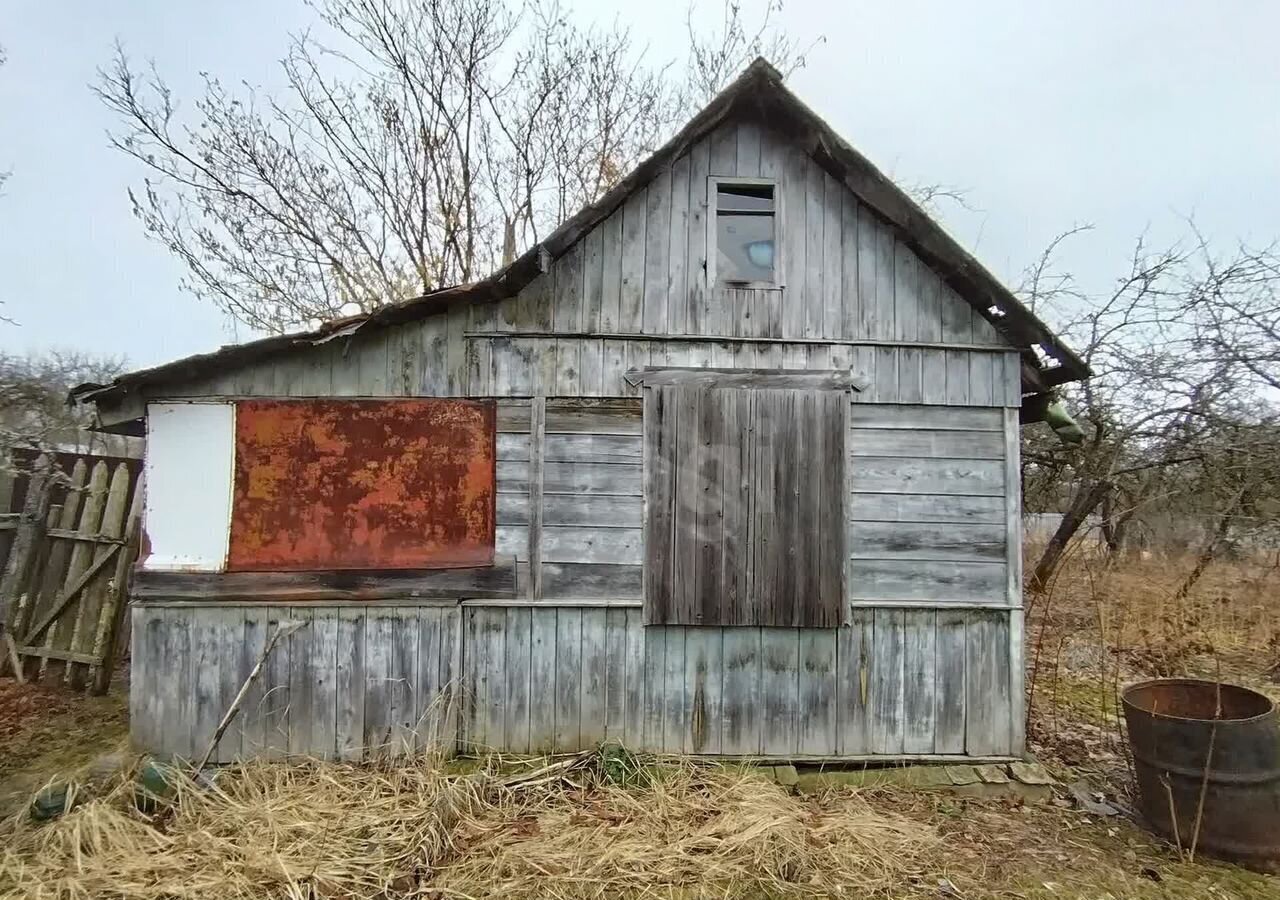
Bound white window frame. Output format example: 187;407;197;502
706;175;784;290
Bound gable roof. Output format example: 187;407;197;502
74;57;1088;412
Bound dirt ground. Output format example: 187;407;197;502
0;676;129;816
0;552;1277;898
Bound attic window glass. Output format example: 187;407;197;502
714;180;777;284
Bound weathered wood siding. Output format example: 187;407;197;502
134;601;1018;760
133;603;462;762
131;112;1030;762
644;386;847;627
162;330;1020;407
486;401;1011;608
494;403;645;600
153;118;1022;406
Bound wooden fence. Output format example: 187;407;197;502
0;449;144;693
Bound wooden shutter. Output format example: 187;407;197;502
644;385;846;627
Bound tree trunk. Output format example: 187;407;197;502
1100;489;1119;554
1103;493;1141;563
1030;478;1113;592
1172;490;1246;603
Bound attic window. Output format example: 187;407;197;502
708;177;780;287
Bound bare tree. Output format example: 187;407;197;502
684;0;819;103
96;0;813;334
1022;227;1280;589
0;351;127;466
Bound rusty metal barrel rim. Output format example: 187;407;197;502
1121;677;1280;870
1122;678;1276;725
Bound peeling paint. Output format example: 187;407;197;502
228;399;495;571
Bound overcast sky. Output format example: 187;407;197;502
2;1;1278;370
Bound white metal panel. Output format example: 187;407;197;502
144;401;235;571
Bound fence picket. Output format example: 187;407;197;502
93;471;145;693
45;462;110;683
69;462;131;689
0;449;141;692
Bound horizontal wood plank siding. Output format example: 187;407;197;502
158;333;1020;409
133;602;1019;760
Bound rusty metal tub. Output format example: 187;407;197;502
1122;678;1280;869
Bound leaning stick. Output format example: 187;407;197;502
1189;666;1223;862
194;620;305;773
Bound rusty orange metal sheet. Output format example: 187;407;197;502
227;398;495;572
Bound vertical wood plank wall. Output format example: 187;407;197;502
135;603;1017;760
130;114;1030;762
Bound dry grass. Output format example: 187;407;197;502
1024;546;1280;802
1027;547;1279;678
4;749;1276;900
0;751;943;900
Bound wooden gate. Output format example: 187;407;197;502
0;451;144;693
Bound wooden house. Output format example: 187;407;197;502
74;59;1089;763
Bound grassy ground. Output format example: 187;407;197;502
0;551;1277;898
